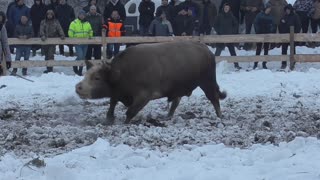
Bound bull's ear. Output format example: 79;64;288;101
85;60;94;69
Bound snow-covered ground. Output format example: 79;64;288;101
1;44;320;179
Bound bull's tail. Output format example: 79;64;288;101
218;89;227;100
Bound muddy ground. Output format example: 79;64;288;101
1;91;320;158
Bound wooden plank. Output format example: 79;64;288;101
295;33;320;42
289;26;295;70
10;60;107;68
216;55;289;63
294;54;320;62
202;34;290;43
102;29;107;60
8;37;102;45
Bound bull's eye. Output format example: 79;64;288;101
95;76;101;81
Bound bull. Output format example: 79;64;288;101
75;41;226;124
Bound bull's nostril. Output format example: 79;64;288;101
76;84;82;91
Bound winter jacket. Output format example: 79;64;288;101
293;0;314;17
83;0;101;14
149;17;173;36
55;3;75;36
68;19;93;38
8;3;30;27
214;10;238;35
0;26;12;63
199;1;217;28
240;0;264;23
279;5;302;33
86;12;103;36
30;0;47;36
46;0;59;11
103;0;126;21
173;14;194;36
138;0;155;27
219;0;241;20
312;1;320;19
102;18;125;37
156;5;174;23
267;0;288;25
254;12;275;34
39;10;65;38
14;22;34;38
177;0;200;19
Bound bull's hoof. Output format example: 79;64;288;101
124;119;131;124
104;116;115;126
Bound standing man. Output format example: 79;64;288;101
83;0;101;14
86;5;103;61
30;0;47;56
279;4;301;69
103;0;126;22
199;0;217;35
68;10;93;76
253;4;275;69
214;3;241;70
0;11;12;76
240;0;264;50
138;0;155;36
39;10;65;73
11;16;33;76
55;0;75;56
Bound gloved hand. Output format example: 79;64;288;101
60;36;65;40
6;61;11;69
41;36;46;41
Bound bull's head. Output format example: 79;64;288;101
75;60;118;99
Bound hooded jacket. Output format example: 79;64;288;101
39;10;65;38
214;5;238;35
279;4;302;33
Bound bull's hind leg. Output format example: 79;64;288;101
200;82;222;118
125;94;150;124
168;97;181;117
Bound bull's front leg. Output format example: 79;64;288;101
106;98;118;125
168;97;181;117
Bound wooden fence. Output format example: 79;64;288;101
2;27;320;75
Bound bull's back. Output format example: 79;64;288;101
112;42;215;96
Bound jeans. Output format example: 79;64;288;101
75;45;88;61
107;44;120;59
15;46;31;61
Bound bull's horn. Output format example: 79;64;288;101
85;60;94;69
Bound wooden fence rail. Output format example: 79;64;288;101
2;27;320;74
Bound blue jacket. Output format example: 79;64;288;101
8;4;30;27
254;12;275;34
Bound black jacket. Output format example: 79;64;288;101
174;14;194;36
138;0;155;26
54;3;75;35
279;4;301;33
30;0;47;36
103;1;126;21
14;22;34;38
83;0;101;14
214;10;238;35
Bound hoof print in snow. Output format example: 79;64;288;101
262;121;272;129
49;138;67;148
180;112;196;120
145;118;166;127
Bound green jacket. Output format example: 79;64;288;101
68;19;93;38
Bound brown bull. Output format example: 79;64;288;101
75;41;226;124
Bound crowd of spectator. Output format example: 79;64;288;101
0;0;319;76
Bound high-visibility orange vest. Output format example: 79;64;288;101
107;21;123;37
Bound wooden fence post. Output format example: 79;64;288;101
289;26;295;70
102;29;107;61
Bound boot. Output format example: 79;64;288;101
69;48;74;57
77;66;83;76
11;68;17;75
262;62;267;69
280;61;287;69
253;62;258;69
73;66;78;75
22;68;27;76
234;62;242;70
44;67;53;73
